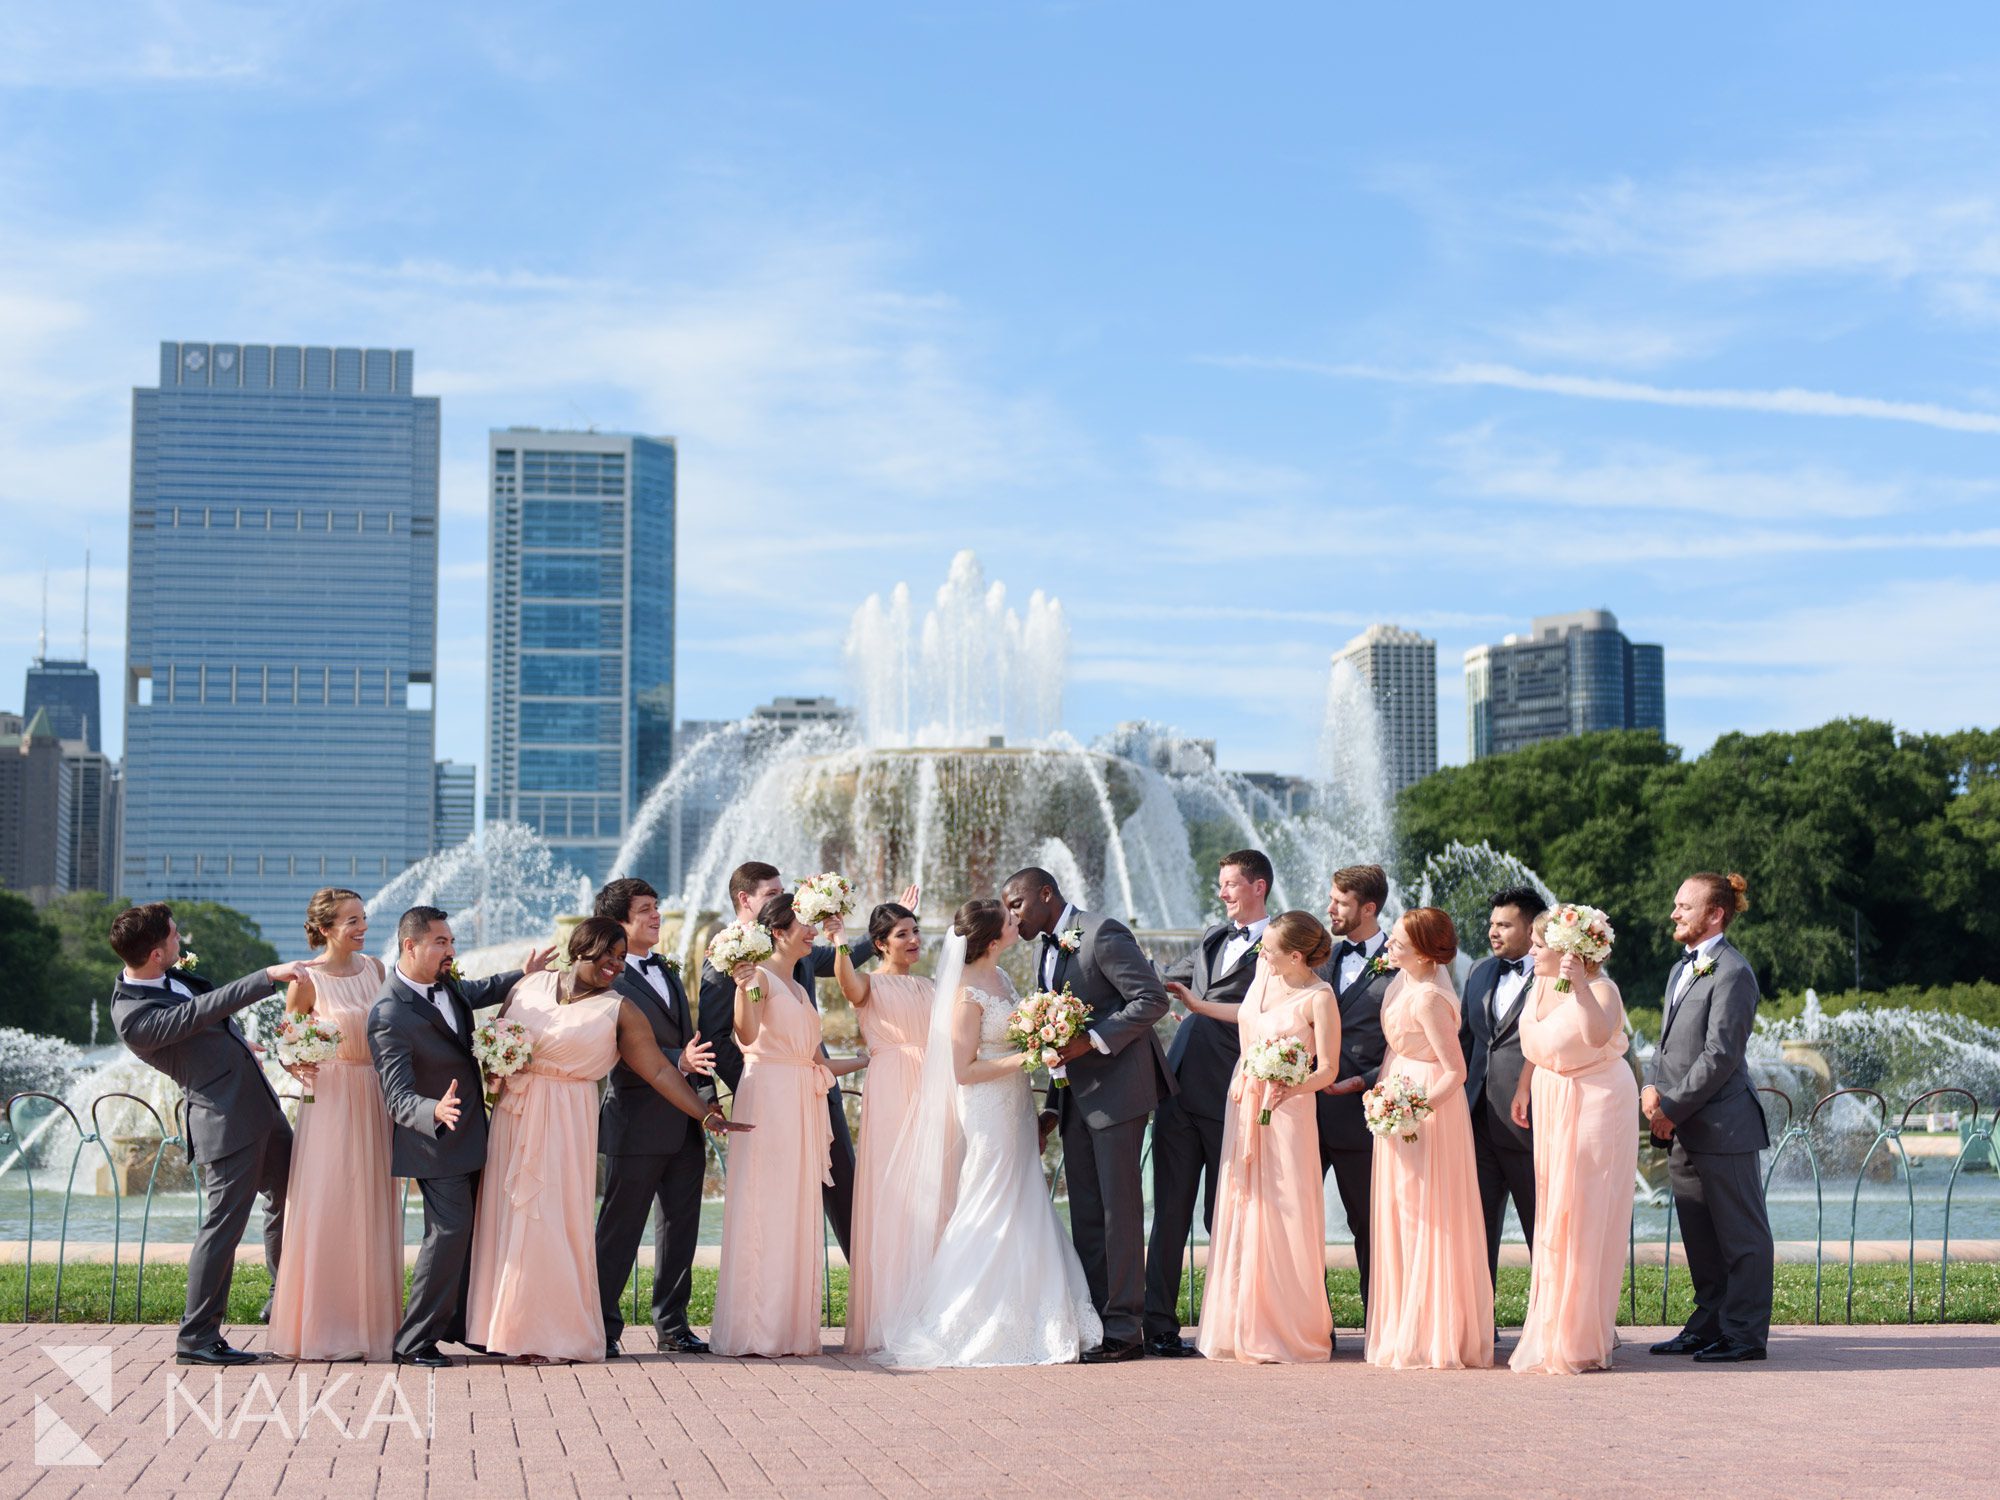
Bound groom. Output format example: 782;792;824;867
1003;867;1175;1363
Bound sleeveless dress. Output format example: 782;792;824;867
875;977;1102;1369
844;971;935;1354
1510;975;1638;1375
466;972;624;1362
710;965;835;1358
1196;969;1334;1364
1365;975;1494;1371
268;956;402;1361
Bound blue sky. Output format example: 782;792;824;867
3;2;1997;779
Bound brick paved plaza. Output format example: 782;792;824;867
3;1322;1997;1499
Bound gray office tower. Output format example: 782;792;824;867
122;342;439;941
1464;609;1665;761
486;430;676;885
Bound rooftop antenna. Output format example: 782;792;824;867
37;563;48;664
81;545;91;661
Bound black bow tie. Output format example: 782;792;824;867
1338;940;1366;960
1230;925;1252;941
638;955;665;971
1041;932;1061;948
1498;958;1525;977
1684;948;1700;963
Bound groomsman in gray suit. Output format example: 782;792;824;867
1644;872;1773;1363
1458;885;1547;1290
367;905;549;1367
109;903;304;1365
1143;848;1274;1357
1004;867;1176;1362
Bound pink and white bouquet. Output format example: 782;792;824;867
1241;1036;1312;1125
471;1018;533;1107
1543;902;1614;991
1006;986;1093;1087
1363;1074;1433;1143
274;1015;341;1104
706;922;775;1003
793;872;855;927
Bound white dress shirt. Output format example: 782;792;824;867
1489;955;1532;1027
1668;932;1727;1017
1038;903;1079;991
399;965;457;1032
1333;929;1386;992
625;951;672;1004
1217;915;1270;975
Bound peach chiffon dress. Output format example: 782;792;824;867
1365;975;1494;1371
466;972;623;1362
1195;970;1335;1364
710;965;834;1357
268;956;403;1361
843;971;935;1355
1510;974;1637;1375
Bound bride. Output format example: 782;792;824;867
871;898;1102;1367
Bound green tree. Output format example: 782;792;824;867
0;891;73;1038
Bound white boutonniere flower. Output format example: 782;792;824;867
173;945;200;973
1692;956;1718;979
1056;925;1084;954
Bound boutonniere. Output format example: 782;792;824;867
439;958;465;986
173;945;200;973
1246;940;1263;959
1365;955;1397;979
1692;957;1718;979
1056;925;1084;955
661;955;683;977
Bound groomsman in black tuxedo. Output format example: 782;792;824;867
1313;863;1393;1340
109;903;305;1365
594;877;718;1357
367;905;549;1367
1143;848;1274;1358
1458;885;1546;1291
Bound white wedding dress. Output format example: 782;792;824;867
875;974;1102;1368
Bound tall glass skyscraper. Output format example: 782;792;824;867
25;659;103;752
486;429;676;884
1463;609;1667;760
123;342;439;941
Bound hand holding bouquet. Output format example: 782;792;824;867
472;1018;533;1108
707;922;775;1002
793;872;855;928
1006;986;1093;1087
1241;1036;1312;1125
274;1015;342;1103
1363;1074;1433;1143
1542;903;1614;991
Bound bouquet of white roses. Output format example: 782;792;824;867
707;922;776;1003
793;872;855;927
1363;1074;1433;1143
1241;1036;1312;1125
472;1018;534;1108
274;1015;342;1104
1542;903;1614;991
1006;986;1093;1087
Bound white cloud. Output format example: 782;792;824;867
1486;309;1732;371
1144;436;1314;497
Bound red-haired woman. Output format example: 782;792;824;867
1364;907;1494;1370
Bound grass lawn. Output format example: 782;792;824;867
3;1260;1998;1327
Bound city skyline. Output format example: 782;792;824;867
2;6;1996;784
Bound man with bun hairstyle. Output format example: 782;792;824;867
1644;872;1773;1363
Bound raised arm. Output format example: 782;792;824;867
732;965;765;1049
832;923;872;1008
1087;920;1170;1055
1560;960;1623;1051
454;967;525;1016
115;967;288;1052
1656;966;1756;1124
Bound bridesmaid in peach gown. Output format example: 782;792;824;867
1509;918;1638;1375
1195;911;1340;1364
1365;907;1495;1371
268;889;402;1362
834;900;933;1354
711;892;868;1357
468;917;743;1363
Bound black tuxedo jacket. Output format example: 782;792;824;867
601;958;697;1156
698;937;875;1095
1160;923;1262;1121
111;968;283;1165
366;967;522;1178
1312;947;1393;1153
1459;954;1534;1152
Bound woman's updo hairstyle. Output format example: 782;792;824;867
1691;872;1750;927
953;898;1007;961
757;891;798;933
303;887;363;950
565;915;628;968
1398;906;1460;967
868;901;918;948
1264;910;1333;970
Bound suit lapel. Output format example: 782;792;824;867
403;975;471;1052
621;966;681;1038
1660;960;1698;1044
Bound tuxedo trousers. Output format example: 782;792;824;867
1668;1143;1773;1350
181;1124;291;1353
1143;1096;1223;1340
596;1135;708;1343
1320;1141;1373;1330
1061;1111;1149;1346
401;1173;479;1356
1469;1103;1537;1291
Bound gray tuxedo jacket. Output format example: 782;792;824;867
1160;923;1262;1121
1644;937;1768;1155
1040;909;1176;1129
367;967;523;1179
1311;950;1393;1153
1459;955;1534;1152
601;960;696;1157
111;969;284;1165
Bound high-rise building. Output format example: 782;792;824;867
751;695;851;731
1464;608;1667;760
485;429;677;884
122;342;439;940
1333;625;1437;792
433;760;476;852
60;743;119;896
0;709;69;901
26;660;102;753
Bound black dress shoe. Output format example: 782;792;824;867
395;1344;453;1369
176;1339;258;1367
1080;1339;1144;1364
605;1342;623;1360
1649;1331;1715;1356
658;1330;709;1355
1145;1334;1199;1359
1692;1341;1767;1363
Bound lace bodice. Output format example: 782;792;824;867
960;977;1021;1059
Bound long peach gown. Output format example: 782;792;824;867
710;965;834;1358
1196;971;1335;1364
1365;975;1494;1371
1510;975;1638;1375
843;971;935;1355
466;973;623;1362
268;957;403;1361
